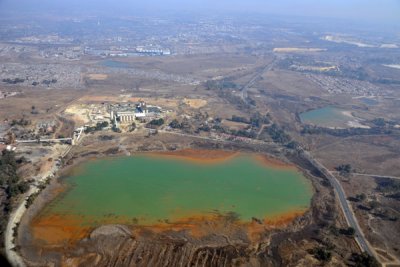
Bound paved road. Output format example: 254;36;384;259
162;128;377;257
239;61;275;102
4;194;29;267
302;151;375;256
5;145;71;267
348;172;400;181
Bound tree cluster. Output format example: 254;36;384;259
309;247;332;262
84;121;109;133
301;125;395;137
147;118;164;128
335;164;353;176
349;252;379;267
0;150;29;198
204;79;238;91
41;79;58;86
10;118;31;127
2;78;25;84
266;124;291;144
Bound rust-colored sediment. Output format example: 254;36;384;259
31;209;308;246
146;149;239;164
254;154;297;170
31;213;137;245
31;215;92;245
30;150;306;246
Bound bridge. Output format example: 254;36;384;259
15;127;84;146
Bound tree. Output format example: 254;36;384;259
148;118;164;127
0;150;28;197
356;194;366;201
311;247;332;262
267;124;291;144
335;164;353;176
350;252;379;267
340;227;355;236
31;105;38;114
169;119;182;129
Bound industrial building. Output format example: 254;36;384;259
110;101;162;125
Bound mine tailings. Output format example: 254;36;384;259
30;150;313;245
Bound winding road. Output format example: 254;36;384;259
4;144;73;267
4;124;380;266
239;60;275;103
302;150;375;256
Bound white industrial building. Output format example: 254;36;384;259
110;101;162;124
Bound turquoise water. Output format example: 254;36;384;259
41;154;313;225
300;106;352;128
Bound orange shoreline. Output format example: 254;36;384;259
145;149;239;164
31;208;309;246
29;149;309;246
145;149;296;170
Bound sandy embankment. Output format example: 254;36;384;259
340;111;370;129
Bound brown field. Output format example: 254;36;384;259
182;98;207;109
85;73;108;80
312;135;400;177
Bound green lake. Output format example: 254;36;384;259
42;154;313;225
300;106;352;128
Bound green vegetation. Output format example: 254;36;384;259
30;105;38;115
98;135;114;141
376;178;400;193
309;247;332;262
2;78;25;84
340;227;355;236
0;151;27;193
218;90;249;109
204;79;238;91
84;121;109;133
266;124;291;144
25;192;40;208
301;125;395;137
230;129;257;139
349;252;379;267
335;164;353;176
0;150;29;237
197;124;211;132
10;118;31;127
349;193;366;202
330;226;355;237
169;119;182;129
249;112;270;127
230;115;249;124
147;118;164;127
41;79;57;86
387;192;400;200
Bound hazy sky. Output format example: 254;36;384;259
0;0;399;23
